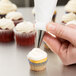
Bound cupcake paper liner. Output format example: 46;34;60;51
14;28;36;46
28;60;47;66
28;60;47;71
30;64;46;72
0;29;14;42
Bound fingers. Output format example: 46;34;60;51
43;33;69;65
67;24;76;29
43;32;76;65
43;32;61;54
46;22;76;46
59;43;76;65
58;42;69;65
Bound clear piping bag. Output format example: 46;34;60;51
34;0;58;48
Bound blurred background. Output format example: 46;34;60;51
10;0;69;7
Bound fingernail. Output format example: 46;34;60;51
46;24;56;32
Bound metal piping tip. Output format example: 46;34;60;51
35;30;45;48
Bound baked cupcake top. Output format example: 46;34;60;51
65;0;76;13
0;0;17;14
15;21;35;33
6;11;23;20
0;18;14;30
66;20;76;25
62;13;76;23
27;48;47;61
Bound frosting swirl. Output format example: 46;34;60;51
0;0;17;14
0;18;14;30
66;20;76;25
62;13;76;23
65;0;76;13
27;48;47;61
15;21;35;33
6;11;23;20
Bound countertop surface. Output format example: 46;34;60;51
0;7;76;76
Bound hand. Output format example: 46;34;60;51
43;22;76;65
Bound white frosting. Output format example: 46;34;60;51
32;7;35;15
27;48;47;61
34;0;58;31
0;18;14;30
62;13;76;23
6;11;23;20
66;20;76;25
0;0;17;14
65;0;76;13
15;21;35;33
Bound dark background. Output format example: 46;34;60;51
30;0;69;7
10;0;69;7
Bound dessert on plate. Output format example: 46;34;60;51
14;21;36;46
27;48;48;72
6;11;23;26
0;18;14;42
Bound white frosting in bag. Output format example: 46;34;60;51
34;0;58;31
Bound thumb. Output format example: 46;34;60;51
46;22;76;46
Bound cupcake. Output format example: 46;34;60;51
62;13;76;24
65;0;76;14
6;11;23;26
0;0;17;18
66;20;76;25
14;21;35;46
27;48;48;72
0;18;14;42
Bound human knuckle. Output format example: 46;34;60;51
56;26;64;37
